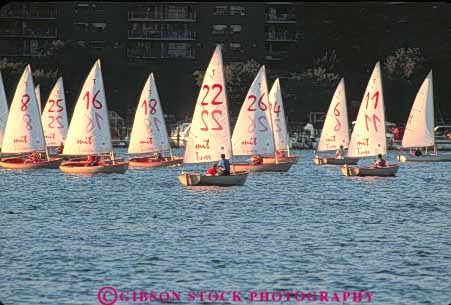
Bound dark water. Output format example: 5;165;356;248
0;149;450;305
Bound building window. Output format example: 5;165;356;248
230;6;245;16
229;43;241;51
212;24;227;35
91;40;105;50
91;22;106;31
213;6;227;16
230;24;242;34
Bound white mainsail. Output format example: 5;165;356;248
63;60;113;155
35;84;42;114
2;65;46;153
401;71;434;148
184;45;232;164
41;77;69;147
347;62;387;158
0;71;9;148
128;73;171;154
232;66;275;156
317;78;350;151
268;78;289;152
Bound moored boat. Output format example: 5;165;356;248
178;171;248;186
313;156;359;165
59;59;128;174
342;164;400;177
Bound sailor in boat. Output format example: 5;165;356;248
56;142;64;154
276;150;286;158
217;153;230;176
29;151;42;163
86;155;100;167
151;152;166;162
373;154;388;168
335;145;345;159
206;163;219;176
251;155;263;165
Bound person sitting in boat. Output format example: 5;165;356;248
374;154;387;168
56;142;64;154
217;153;230;176
86;155;100;166
276;150;286;158
335;145;345;159
251;154;263;165
414;148;423;157
206;163;219;176
29;151;42;163
152;152;165;162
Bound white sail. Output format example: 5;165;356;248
232;66;275;156
401;71;434;148
2;65;46;153
0;71;9;148
35;84;42;114
41;77;69;147
184;45;232;164
317;78;350;151
63;60;113;155
268;78;289;151
128;73;171;154
347;62;387;158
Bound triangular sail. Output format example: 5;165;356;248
0;71;9;148
2;65;46;153
41;77;69;147
347;62;386;158
317;78;350;151
401;71;434;148
35;84;42;114
183;45;232;164
232;66;275;156
268;78;289;152
128;73;171;154
63;60;113;155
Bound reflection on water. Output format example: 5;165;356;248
0;149;450;305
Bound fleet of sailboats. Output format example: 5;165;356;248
314;78;359;165
0;55;449;180
128;73;183;168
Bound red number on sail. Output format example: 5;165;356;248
48;99;64;112
211;110;223;130
211;84;223;105
201;85;209;106
272;101;281;114
247;95;257;111
365;113;381;132
365;91;379;110
23;114;32;130
20;94;30;111
149;99;158;114
258;94;267;111
141;100;148;115
48;115;64;128
84;90;103;109
200;110;209;131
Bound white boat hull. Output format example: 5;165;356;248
342;164;400;177
313;156;360;165
397;154;451;162
232;162;292;172
60;161;129;174
178;172;248;186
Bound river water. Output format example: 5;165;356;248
0;149;450;305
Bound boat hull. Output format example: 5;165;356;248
262;155;299;164
178;172;248;186
129;156;183;168
0;158;63;169
342;164;400;177
60;161;129;174
231;162;292;172
314;156;360;165
397;154;451;162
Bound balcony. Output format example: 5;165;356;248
265;32;297;42
128;11;197;22
0;28;57;38
128;30;196;41
0;7;57;19
265;14;296;23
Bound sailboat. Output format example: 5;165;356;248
128;73;183;168
59;59;128;174
314;78;359;165
35;84;42;114
0;65;62;169
397;71;451;162
342;62;400;177
178;45;248;186
41;77;69;152
262;78;299;164
231;66;292;172
0;71;9;151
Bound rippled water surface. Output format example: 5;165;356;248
1;149;450;305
